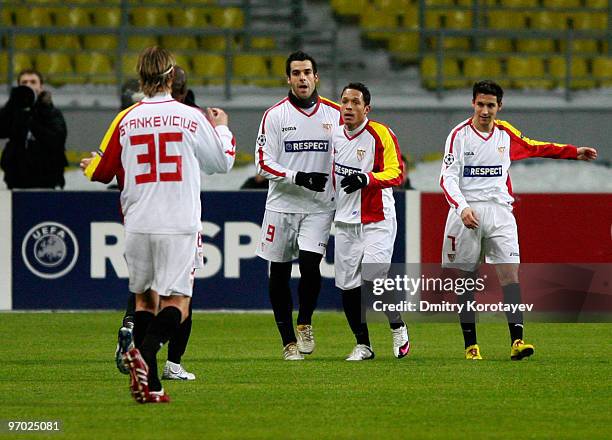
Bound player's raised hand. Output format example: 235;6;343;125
577;147;597;161
460;207;479;229
207;107;228;127
80;152;98;173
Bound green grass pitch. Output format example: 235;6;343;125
0;312;610;439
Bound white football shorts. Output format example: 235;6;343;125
442;201;520;272
256;210;334;262
125;231;203;297
334;217;397;290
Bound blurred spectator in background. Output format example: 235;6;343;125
0;69;67;189
400;154;414;190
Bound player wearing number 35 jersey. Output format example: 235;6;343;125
81;47;235;404
440;80;598;362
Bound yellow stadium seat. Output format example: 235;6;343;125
487;11;527;29
173;54;192;74
516;38;555;53
192;54;225;85
360;7;397;42
75;52;114;84
131;7;170;27
498;0;538;6
481;38;513;53
121;53;140;77
464;57;503;78
54;7;91;27
507;57;552;88
13;35;42;50
83;35;118;51
91;7;121;27
45;35;81;50
549;56;594;89
160;35;198;50
210;7;244;29
389;32;419;53
232;54;268;83
425;0;454;5
570;12;608;30
398;5;418;28
14;7;53;27
542;0;580;7
0;53;35;77
421;56;465;89
35;53;73;84
331;0;369;17
249;37;276;50
528;11;566;30
585;0;608;7
1;8;12;25
169;8;209;28
128;36;159;51
200;35;241;51
559;38;599;54
592;57;612;86
269;55;286;77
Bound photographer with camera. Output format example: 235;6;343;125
0;69;67;189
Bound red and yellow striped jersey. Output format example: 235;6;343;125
333;119;404;224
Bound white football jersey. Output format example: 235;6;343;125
255;95;341;213
85;93;235;234
333;119;404;224
440;118;578;214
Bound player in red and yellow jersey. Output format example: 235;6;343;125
332;82;410;361
440;80;598;360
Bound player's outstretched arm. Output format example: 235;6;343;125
577;147;597;161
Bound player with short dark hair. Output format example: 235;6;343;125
332;82;409;360
255;50;341;360
81;47;236;403
440;80;598;360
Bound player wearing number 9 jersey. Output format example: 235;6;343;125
81;47;235;404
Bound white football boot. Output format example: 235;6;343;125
296;324;315;355
391;325;411;359
162;360;196;380
345;344;375;361
282;342;304;360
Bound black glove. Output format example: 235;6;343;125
340;173;368;194
295;171;328;192
8;85;35;110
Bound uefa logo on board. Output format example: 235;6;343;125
21;222;79;279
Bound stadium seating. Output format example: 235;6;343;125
90;7;121;27
192;54;225;85
13;7;53;27
75;52;114;84
83;35;118;51
592;56;612;86
45;35;81;50
549;56;594;89
421;55;464;89
35;53;73;84
54;7;91;27
506;56;552;89
13;35;42;50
